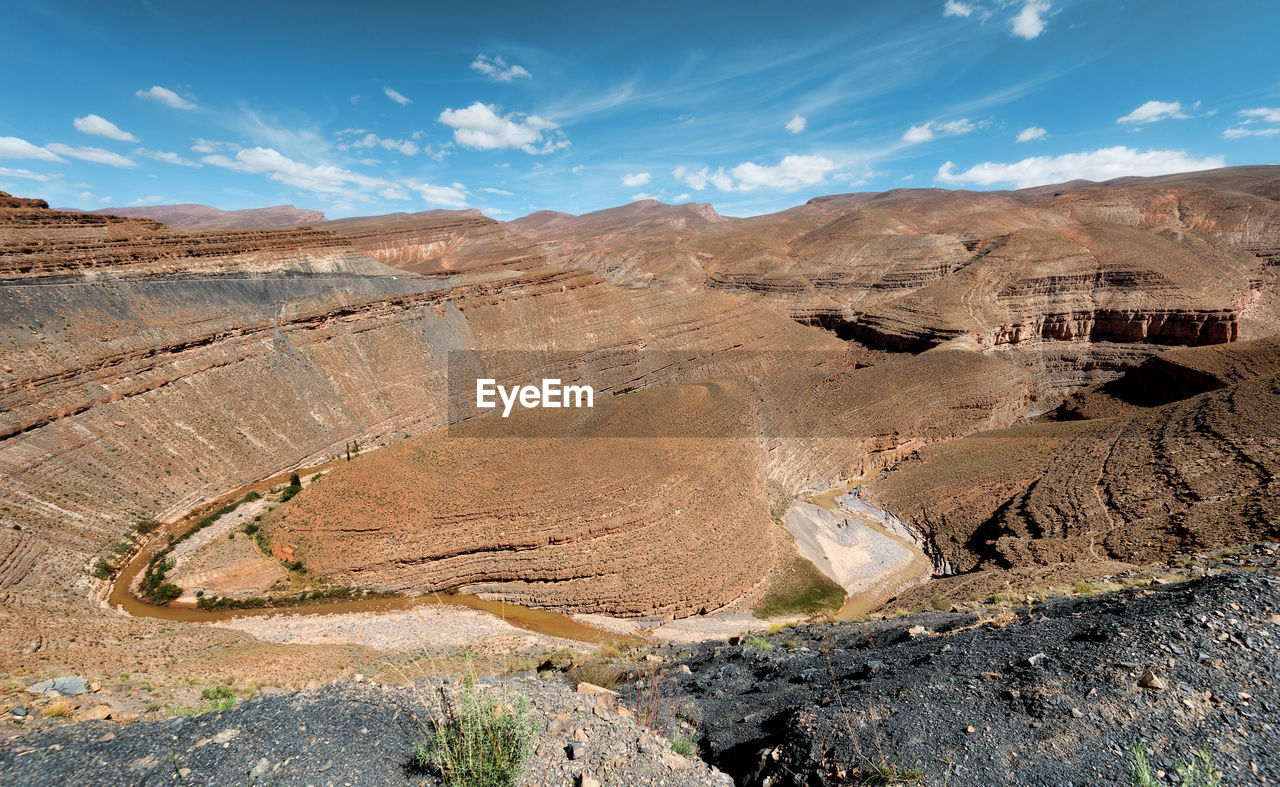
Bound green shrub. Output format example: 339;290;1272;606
415;684;535;787
566;659;622;690
289;472;301;488
243;490;262;502
200;685;236;711
671;734;697;758
1130;743;1220;787
744;637;773;652
244;523;260;536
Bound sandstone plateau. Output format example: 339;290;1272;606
1;166;1278;639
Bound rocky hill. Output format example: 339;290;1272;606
86;203;325;230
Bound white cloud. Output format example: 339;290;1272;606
571;164;585;175
471;54;532;83
1117;100;1189;125
630;192;661;201
384;87;412;106
731;155;836;191
479;186;514;196
190;138;233;154
74;114;138;142
1225;107;1280;138
1223;126;1280;139
673;165;735;191
938;118;978;134
135;148;201;167
0;166;56;181
936;146;1226;189
136;85;197;110
405;180;469;208
203;146;391;200
902;123;935;144
902;118;981;145
44;143;137;168
786;114;807;134
621;172;651;187
943;0;973;17
437;102;568;154
675;156;835;193
1239;107;1280;124
352;133;419;156
1011;0;1051;39
673;193;691;202
378;187;411;201
0;136;65;162
1016;126;1047;142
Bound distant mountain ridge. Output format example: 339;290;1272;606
88;203;326;230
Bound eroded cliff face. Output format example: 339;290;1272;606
508;168;1280;401
0;194;865;613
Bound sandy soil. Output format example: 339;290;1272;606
574;610;772;643
202;604;584;654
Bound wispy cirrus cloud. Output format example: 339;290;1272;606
45;143;138;168
936;146;1225;188
471;54;531;82
1016;126;1047;142
384;87;412;106
74;114;138;142
1117;100;1190;125
135;148;201;167
1223;107;1280;138
0;166;58;181
136;85;197;110
902;117;982;144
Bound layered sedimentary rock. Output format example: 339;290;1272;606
863;373;1280;573
325;211;544;275
87;203;325;231
508;168;1280;401
1057;335;1280;418
264;347;1033;616
0;193;851;611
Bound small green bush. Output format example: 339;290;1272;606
415;685;535;787
744;637;773;652
671;734;697;758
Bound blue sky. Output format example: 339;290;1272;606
1;0;1277;219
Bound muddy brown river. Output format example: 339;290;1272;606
107;464;635;645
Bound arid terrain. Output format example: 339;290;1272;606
2;166;1279;783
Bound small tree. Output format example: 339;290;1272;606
289;472;301;488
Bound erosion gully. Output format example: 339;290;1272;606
107;461;626;645
807;476;935;619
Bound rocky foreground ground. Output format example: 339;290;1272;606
3;568;1277;785
0;674;729;786
662;571;1280;786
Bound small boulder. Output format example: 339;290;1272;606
1138;667;1167;691
576;682;618;696
27;676;90;696
82;705;112;721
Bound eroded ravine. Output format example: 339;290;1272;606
794;477;935;618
